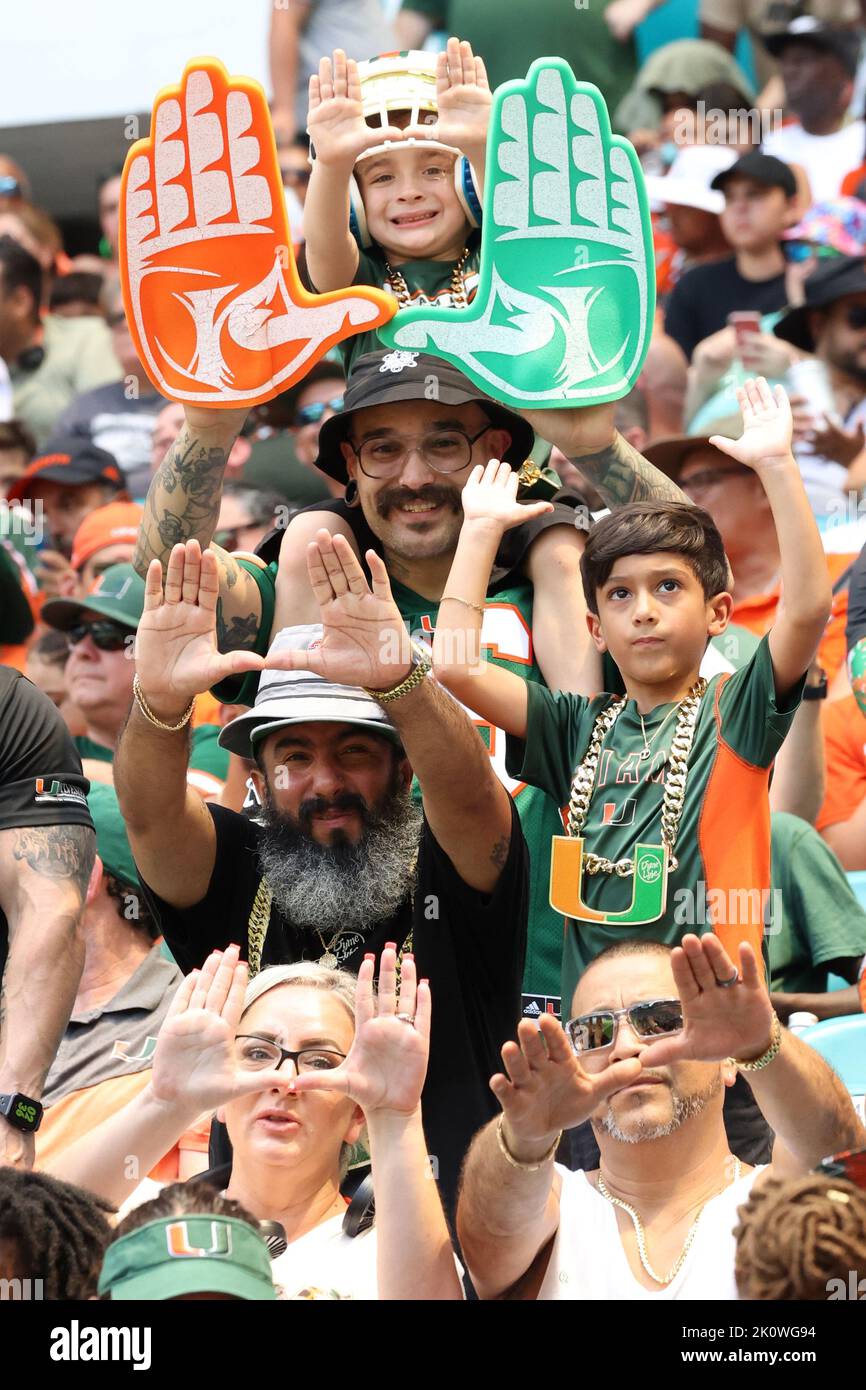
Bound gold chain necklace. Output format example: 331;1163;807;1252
316;926;350;970
638;702;680;761
384;245;471;309
566;679;707;876
597;1157;742;1286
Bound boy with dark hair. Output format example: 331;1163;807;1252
433;378;831;1013
664;153;798;360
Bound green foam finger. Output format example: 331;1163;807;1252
378;57;655;409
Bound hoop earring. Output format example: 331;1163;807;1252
344;479;359;506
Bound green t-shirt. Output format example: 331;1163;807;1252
767;811;866;995
342;239;482;375
506;635;803;1013
76;726;229;784
399;0;638;129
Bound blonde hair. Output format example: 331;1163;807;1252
239;961;360;1180
242;961;357;1022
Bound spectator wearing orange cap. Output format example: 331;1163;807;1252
68;501;143;599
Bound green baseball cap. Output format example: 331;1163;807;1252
87;783;139;891
41;562;145;633
98;1214;277;1301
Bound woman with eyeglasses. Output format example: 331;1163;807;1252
47;944;462;1301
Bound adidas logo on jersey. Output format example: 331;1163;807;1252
524;1000;542;1017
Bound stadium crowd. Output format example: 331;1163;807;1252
3;0;866;1305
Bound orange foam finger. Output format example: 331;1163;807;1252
120;56;395;409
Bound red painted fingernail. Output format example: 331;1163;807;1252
403;952;414;961
364;953;375;962
420;978;429;986
385;942;397;950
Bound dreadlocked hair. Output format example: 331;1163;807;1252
734;1173;866;1299
0;1168;114;1299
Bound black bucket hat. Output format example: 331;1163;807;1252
314;349;535;483
773;254;866;351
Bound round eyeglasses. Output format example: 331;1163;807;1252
348;424;493;478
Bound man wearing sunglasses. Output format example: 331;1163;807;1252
41;564;228;801
457;933;866;1300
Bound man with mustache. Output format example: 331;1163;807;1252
457;933;865;1300
134;348;685;1024
114;538;529;1209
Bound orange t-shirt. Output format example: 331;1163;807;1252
733;552;854;684
816;695;866;832
34;1072;211;1183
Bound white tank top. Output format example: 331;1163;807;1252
537;1164;765;1301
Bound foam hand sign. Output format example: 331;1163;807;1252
379;58;654;409
120;58;396;407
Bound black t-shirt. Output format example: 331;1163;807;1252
0;667;92;978
138;797;528;1209
664;256;788;361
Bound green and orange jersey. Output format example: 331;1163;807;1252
505;635;804;1012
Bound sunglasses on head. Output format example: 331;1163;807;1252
565;998;683;1054
66;620;129;652
295;397;344;427
782;240;840;264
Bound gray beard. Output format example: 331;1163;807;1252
255;787;423;934
595;1072;722;1144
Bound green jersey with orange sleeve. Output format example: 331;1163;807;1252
505;634;804;1013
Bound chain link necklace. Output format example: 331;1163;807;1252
597;1157;742;1286
384;245;471;309
638;701;680;761
566;679;707;877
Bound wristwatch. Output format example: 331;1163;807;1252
0;1092;44;1132
803;667;828;701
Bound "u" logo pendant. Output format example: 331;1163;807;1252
549;837;668;924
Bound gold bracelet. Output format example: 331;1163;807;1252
363;656;431;705
733;1012;783;1072
496;1115;562;1171
439;594;485;617
133;674;196;731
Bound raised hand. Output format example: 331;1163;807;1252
291;948;431;1116
308;49;405;168
637;934;776;1069
265;530;415;690
379;57;654;409
710;378;794;469
461;459;554;532
135;541;265;713
121;58;394;408
150;946;293;1112
403;38;491;163
493;1014;644;1151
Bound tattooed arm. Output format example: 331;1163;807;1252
519;401;689;507
0;823;95;1167
385;674;514;895
134;408;265;653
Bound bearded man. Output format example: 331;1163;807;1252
114;539;528;1209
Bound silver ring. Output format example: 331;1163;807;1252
395;1012;416;1026
716;971;739;989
